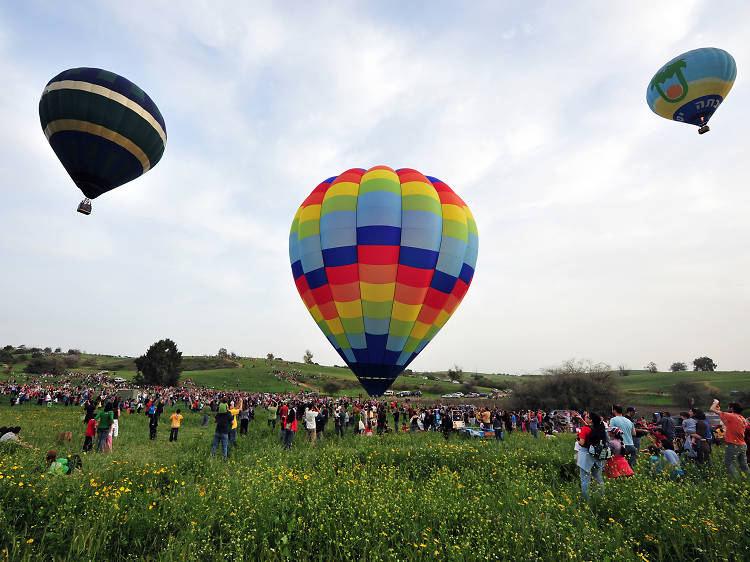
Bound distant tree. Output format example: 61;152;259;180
217;348;228;359
448;365;464;383
67;348;81;355
693;357;717;372
54;347;61;353
670;362;687;372
617;364;630;377
646;362;658;373
303;350;314;364
266;353;275;361
2;345;14;352
43;347;52;354
134;339;182;386
31;351;43;359
0;349;14;364
229;351;239;361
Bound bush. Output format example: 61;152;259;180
62;355;80;368
671;381;724;409
509;359;619;413
24;357;66;375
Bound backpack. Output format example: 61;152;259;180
588;437;612;460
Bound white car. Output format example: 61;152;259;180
113;377;126;383
383;390;394;396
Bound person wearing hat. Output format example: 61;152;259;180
211;402;232;459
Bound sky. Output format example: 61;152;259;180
1;1;749;375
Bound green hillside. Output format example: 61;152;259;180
4;348;750;407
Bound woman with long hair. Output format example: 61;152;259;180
576;411;608;498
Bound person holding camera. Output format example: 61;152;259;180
710;399;749;478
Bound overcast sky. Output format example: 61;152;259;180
1;1;748;374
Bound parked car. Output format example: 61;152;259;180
383;390;394;396
113;377;126;383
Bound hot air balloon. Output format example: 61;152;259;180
647;47;736;134
289;166;478;396
39;67;166;214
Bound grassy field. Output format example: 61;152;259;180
1;403;749;561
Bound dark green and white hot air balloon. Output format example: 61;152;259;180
39;67;166;214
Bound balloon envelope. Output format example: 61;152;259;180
289;166;478;396
647;47;736;128
39;67;166;199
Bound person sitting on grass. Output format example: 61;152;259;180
46;450;69;475
0;427;33;449
648;444;684;480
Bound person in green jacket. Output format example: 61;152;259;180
95;402;114;453
267;402;278;429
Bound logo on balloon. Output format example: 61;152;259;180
650;59;688;103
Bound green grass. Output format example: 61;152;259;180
1;404;749;561
618;371;750;408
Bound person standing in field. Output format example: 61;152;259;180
212;403;232;459
334;406;345;438
304;404;318;444
267;401;278;429
609;404;637;468
577;412;608;498
710;399;749;478
279;402;289;443
169;409;183;442
228;399;241;452
283;404;297;450
95;402;114;453
148;402;159;440
239;403;250;435
111;396;121;441
83;417;96;452
492;410;504;442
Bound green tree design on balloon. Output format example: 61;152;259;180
650;59;688;103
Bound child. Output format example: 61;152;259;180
169;409;183;442
605;429;634;479
83;418;97;452
46;450;69;475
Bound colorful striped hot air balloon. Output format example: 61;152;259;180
647;47;736;134
39;67;166;214
289;166;478;396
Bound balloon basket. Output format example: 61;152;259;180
77;199;92;215
698;125;710;135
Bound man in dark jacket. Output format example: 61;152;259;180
211;402;232;459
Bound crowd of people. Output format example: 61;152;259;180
2;375;749;498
